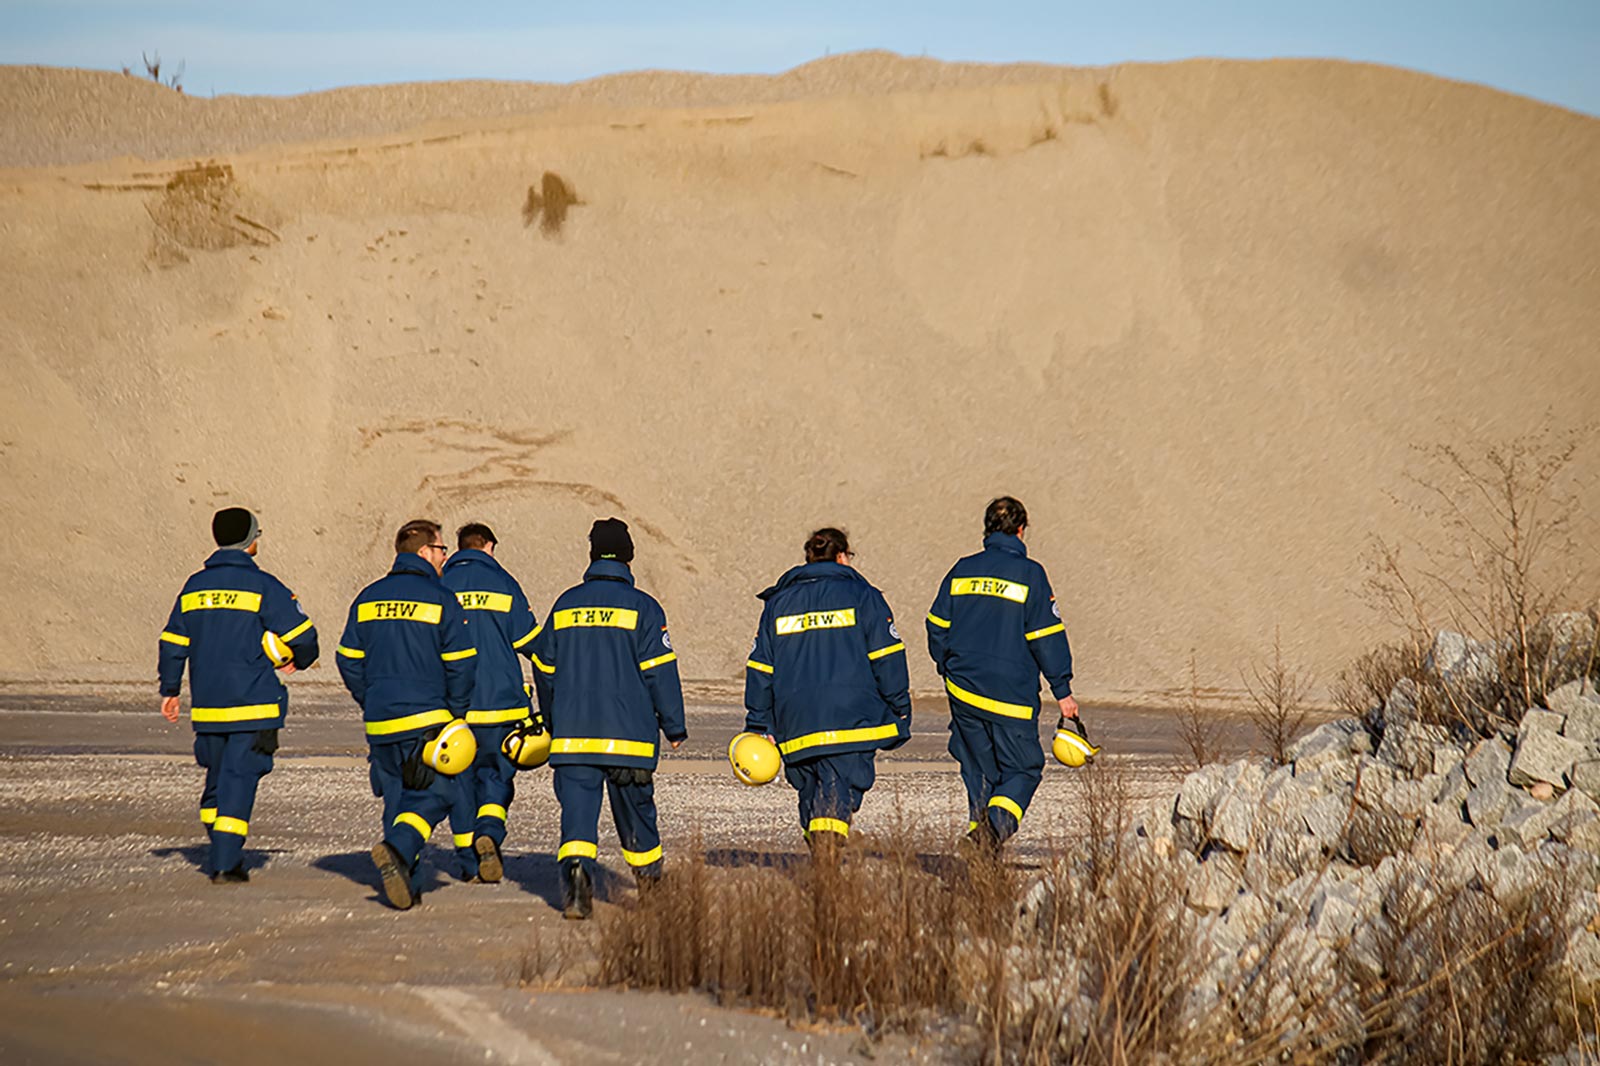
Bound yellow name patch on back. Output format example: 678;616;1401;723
456;591;513;612
358;600;444;624
775;609;857;635
553;607;639;630
950;577;1029;603
180;590;262;613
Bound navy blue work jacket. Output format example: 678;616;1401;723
744;561;912;761
336;552;477;744
926;533;1074;724
158;549;319;733
439;549;540;726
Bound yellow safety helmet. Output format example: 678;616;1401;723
729;731;780;786
1052;717;1100;768
423;719;477;775
502;722;551;769
261;629;293;668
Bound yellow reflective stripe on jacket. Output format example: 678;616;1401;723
808;817;849;837
746;659;774;675
778;723;900;756
638;652;677;672
866;642;905;661
393;812;431;838
1025;623;1065;641
358;600;443;624
622;845;662;867
553;607;638;630
336;644;365;659
531;653;555;675
465;707;528;725
512;623;541;649
440;647;478;662
988;795;1024;821
191;703;280;723
551;737;656;759
455;591;513;612
945;678;1033;720
774;609;856;635
280;618;314;642
213;816;249;836
558;840;598;861
365;709;454;736
926;613;951;629
181;590;263;613
159;631;190;647
478;804;507;821
949;577;1029;603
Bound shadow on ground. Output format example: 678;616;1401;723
150;844;284;876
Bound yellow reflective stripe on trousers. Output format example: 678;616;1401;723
456;591;513;612
988;795;1024;822
945;678;1034;720
213;816;249;837
181;590;263;613
778;723;899;756
200;807;218;825
622;845;662;867
551;737;656;758
866;642;905;661
465;707;528;725
746;659;774;674
191;703;280;723
453;833;473;847
638;652;677;671
358;600;443;624
393;812;432;838
558;840;598;861
926;613;951;629
440;647;478;662
336;645;365;659
478;804;507;821
808;817;849;837
280;618;314;643
1025;623;1065;641
366;709;454;736
512;623;541;649
160;631;190;646
531;654;555;675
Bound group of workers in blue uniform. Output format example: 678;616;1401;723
157;496;1090;916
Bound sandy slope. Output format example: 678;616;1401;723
1;54;1596;701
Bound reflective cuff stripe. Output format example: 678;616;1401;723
440;647;478;662
926;613;951;629
337;645;365;659
213;816;249;837
866;642;905;661
453;832;474;848
945;678;1033;720
366;709;454;736
191;704;280;723
967;819;978;833
746;660;774;675
778;723;900;756
160;631;190;647
512;623;541;649
551;737;656;758
465;707;529;725
531;654;555;675
393;812;431;838
200;807;218;825
478;804;507;822
638;652;677;672
1025;623;1066;641
808;817;849;837
558;840;598;861
280;618;314;643
988;795;1024;822
623;845;663;867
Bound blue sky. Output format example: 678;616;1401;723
3;1;1597;115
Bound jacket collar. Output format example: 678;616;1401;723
203;549;259;570
759;560;865;601
583;559;635;586
443;548;499;574
983;532;1028;558
389;552;440;578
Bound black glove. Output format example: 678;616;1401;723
251;728;280;756
605;766;653;787
401;739;437;790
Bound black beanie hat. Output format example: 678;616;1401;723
589;517;634;564
212;507;259;549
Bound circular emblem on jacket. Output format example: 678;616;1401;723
662;630;672;650
888;621;901;640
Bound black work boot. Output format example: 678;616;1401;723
210;866;249;884
370;841;415;911
561;858;593;920
474;835;503;884
634;861;663;896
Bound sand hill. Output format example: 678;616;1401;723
1;54;1596;703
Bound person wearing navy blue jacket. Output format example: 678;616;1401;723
439;521;543;884
336;519;478;910
529;518;686;920
926;497;1082;852
745;527;911;860
158;507;319;884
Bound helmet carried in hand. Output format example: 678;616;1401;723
728;731;780;786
